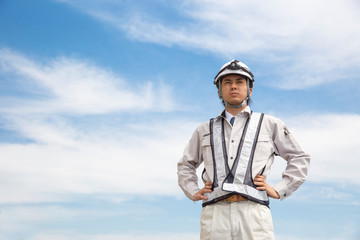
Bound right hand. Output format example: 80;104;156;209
193;182;213;201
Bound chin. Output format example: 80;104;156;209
229;100;243;105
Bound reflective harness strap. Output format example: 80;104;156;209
203;112;269;207
223;112;263;187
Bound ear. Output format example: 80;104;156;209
249;88;253;96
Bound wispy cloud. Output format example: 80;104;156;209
0;48;186;204
0;107;359;204
284;113;360;186
0;47;359;207
0;116;198;203
54;0;360;89
0;48;175;114
29;232;199;240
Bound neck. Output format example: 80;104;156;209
225;104;247;116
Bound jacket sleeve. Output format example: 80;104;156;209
177;127;203;200
272;119;311;200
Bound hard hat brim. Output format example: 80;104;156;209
214;69;254;85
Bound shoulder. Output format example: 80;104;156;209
195;120;211;136
262;113;285;125
258;113;287;136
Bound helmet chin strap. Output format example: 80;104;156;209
225;97;248;108
219;78;250;109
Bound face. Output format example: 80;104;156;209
219;74;252;108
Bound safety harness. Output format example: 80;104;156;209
202;112;269;207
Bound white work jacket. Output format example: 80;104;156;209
177;106;310;202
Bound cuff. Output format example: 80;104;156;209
274;179;292;200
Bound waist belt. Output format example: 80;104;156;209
222;194;247;202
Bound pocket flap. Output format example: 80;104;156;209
201;135;211;146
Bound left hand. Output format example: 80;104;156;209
254;175;280;199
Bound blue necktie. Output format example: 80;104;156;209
230;117;235;126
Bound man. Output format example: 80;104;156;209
177;59;310;240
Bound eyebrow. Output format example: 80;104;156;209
223;77;245;81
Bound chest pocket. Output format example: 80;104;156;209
201;134;213;165
254;134;274;161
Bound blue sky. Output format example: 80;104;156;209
0;0;360;239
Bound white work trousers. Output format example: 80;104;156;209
200;201;275;240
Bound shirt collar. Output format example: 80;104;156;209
220;106;252;122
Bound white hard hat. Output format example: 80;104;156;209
214;59;254;86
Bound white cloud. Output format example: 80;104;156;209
265;113;360;205
0;111;359;204
0;48;175;114
0;205;91;232
29;232;199;240
0;49;359;206
283;113;360;186
0;48;184;204
19;230;360;240
55;0;360;89
0;114;198;203
276;235;349;240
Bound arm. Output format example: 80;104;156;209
177;128;204;200
272;120;311;200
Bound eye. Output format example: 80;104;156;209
223;80;231;84
237;79;245;84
